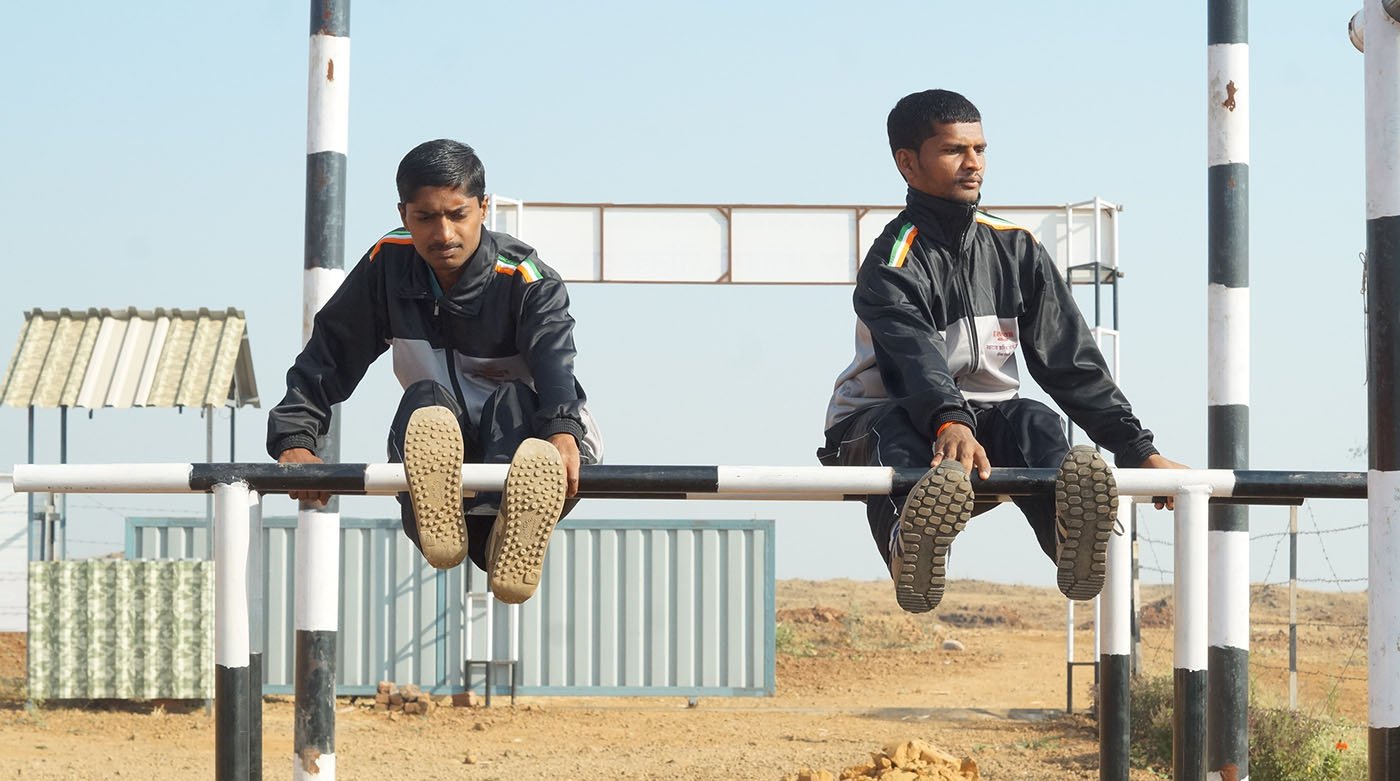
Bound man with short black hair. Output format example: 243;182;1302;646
268;138;602;604
819;90;1182;613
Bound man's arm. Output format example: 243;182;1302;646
855;256;990;477
516;264;587;495
1018;244;1158;466
266;252;390;463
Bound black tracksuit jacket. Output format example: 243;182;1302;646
823;188;1157;467
266;227;601;460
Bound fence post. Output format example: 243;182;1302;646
1099;495;1132;780
214;481;252;781
1174;486;1210;781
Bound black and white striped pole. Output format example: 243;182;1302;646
298;1;348;778
248;490;264;781
1098;495;1132;780
213;481;253;781
1362;0;1400;775
1207;2;1251;777
1174;486;1210;781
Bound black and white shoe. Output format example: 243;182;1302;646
892;463;975;614
1054;445;1118;601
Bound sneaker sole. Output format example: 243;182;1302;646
895;465;974;614
404;406;467;569
488;438;567;605
1055;446;1118;601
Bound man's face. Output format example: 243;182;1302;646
895;121;986;204
397;185;489;281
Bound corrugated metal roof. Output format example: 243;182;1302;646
0;307;259;409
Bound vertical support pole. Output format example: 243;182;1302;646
1065;600;1075;713
248;491;264;780
206;406;215;559
57;406;66;560
1131;508;1141;676
1208;2;1250;778
1289;504;1298;710
299;1;349;778
26;406;35;561
1100;495;1132;781
214;481;252;781
1365;1;1400;774
1175;486;1210;781
231;405;237;462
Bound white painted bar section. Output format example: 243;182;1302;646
1206;285;1250;406
1209;529;1250;651
1370;469;1400;726
302;267;347;342
1207;43;1250;166
213;482;251;667
1367;2;1400;218
718;465;894;494
1175;486;1211;672
293;753;335;781
13;463;193;493
1103;495;1132;656
295;508;340;633
306;35;350;156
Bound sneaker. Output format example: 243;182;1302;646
892;462;975;614
403;406;467;569
1054;445;1118;601
487;438;567;604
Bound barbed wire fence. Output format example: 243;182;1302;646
1134;500;1368;720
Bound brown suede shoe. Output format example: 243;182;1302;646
486;438;567;604
403;406;467;569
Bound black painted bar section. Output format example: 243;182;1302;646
1369;215;1400;470
1229;470;1367;499
1207;0;1247;44
190;463;368;493
215;663;251;781
1208;645;1249;780
1174;667;1207;781
249;652;262;780
1207;404;1248;475
1099;654;1130;781
294;630;336;773
1372;727;1400;779
309;0;349;37
1208;165;1249;287
304;152;346;272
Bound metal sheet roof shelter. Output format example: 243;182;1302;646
0;307;261;560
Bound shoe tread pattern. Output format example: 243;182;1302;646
895;464;974;614
1055;445;1118;601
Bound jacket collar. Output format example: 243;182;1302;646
904;187;977;254
409;230;498;316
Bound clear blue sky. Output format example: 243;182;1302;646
0;0;1372;590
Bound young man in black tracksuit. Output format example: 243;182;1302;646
819;90;1183;613
268;139;602;605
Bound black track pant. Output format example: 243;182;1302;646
818;397;1068;568
387;379;596;571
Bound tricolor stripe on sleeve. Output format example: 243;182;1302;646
886;223;918;267
495;255;543;283
370;228;414;261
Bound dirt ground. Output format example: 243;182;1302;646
0;579;1369;779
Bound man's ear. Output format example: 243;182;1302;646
893;148;915;183
397;203;407;226
480;194;490;212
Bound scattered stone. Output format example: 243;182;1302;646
789;739;979;780
463;753;478;765
942;639;965;652
452;691;480;709
472;722;486;732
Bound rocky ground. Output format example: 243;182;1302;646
0;578;1368;779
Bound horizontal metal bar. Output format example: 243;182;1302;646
11;464;1370;501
